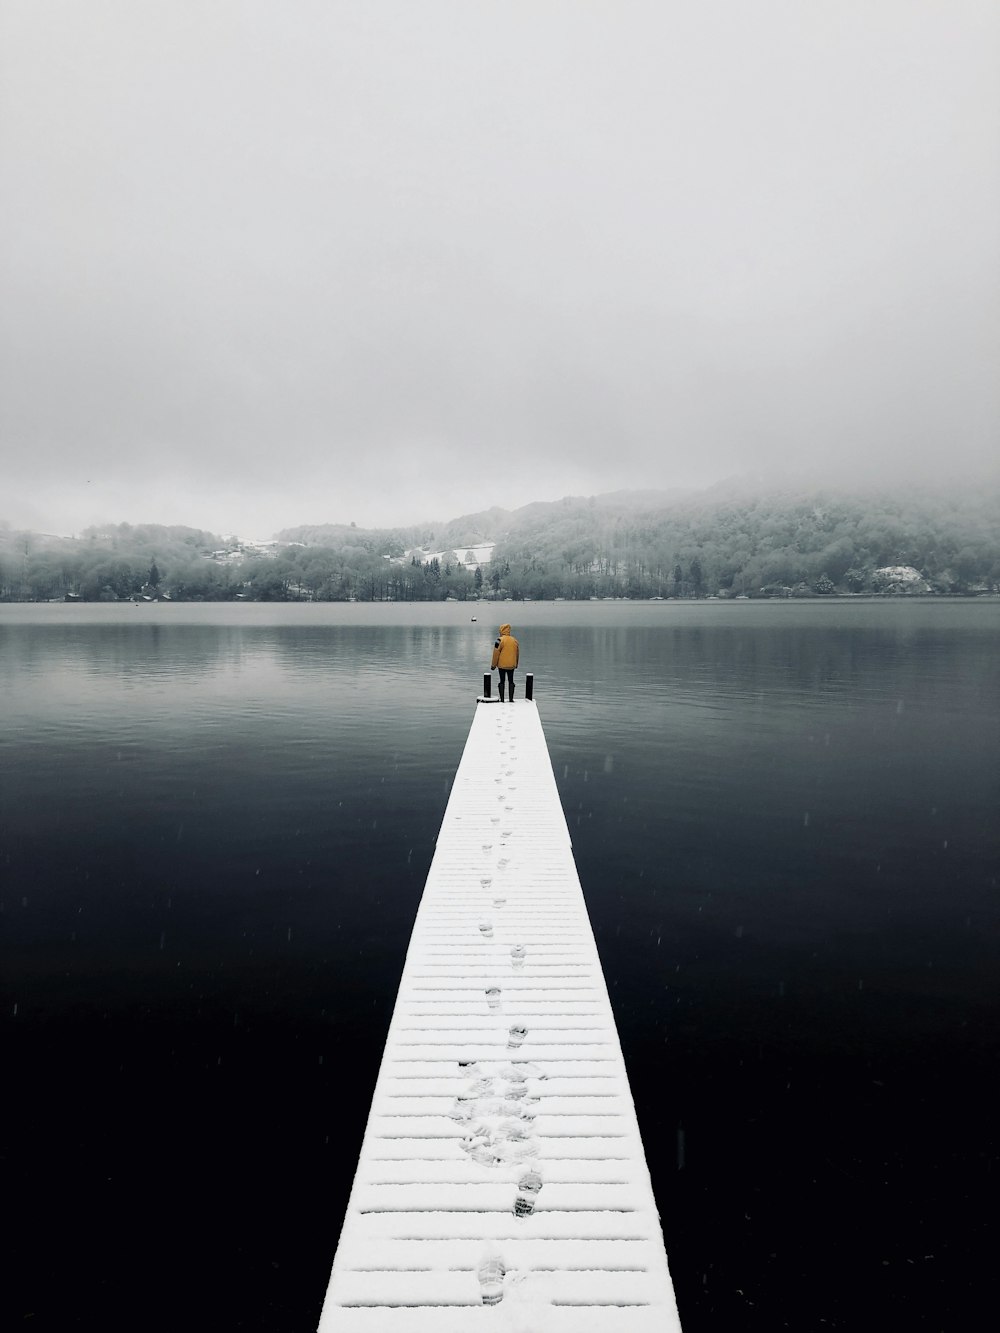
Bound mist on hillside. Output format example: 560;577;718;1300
4;476;997;603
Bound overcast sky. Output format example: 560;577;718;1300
2;1;998;537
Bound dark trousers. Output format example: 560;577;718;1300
498;668;515;699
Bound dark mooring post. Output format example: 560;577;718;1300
482;672;492;698
525;673;534;701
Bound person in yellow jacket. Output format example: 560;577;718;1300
491;623;520;702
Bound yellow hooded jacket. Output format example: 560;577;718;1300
491;624;519;670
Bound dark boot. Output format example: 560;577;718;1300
509;684;515;702
498;684;505;702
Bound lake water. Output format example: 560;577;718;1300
3;600;998;1330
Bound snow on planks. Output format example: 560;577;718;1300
319;695;682;1331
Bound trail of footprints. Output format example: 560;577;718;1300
461;709;543;1304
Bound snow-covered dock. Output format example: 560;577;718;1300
319;694;681;1331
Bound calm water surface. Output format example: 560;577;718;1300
3;601;998;1330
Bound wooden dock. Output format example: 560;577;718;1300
319;694;682;1330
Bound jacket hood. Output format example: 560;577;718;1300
498;624;512;636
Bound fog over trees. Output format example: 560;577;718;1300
2;480;997;603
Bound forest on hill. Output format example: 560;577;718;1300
2;480;998;602
478;480;1000;600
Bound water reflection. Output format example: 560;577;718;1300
2;600;998;1331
